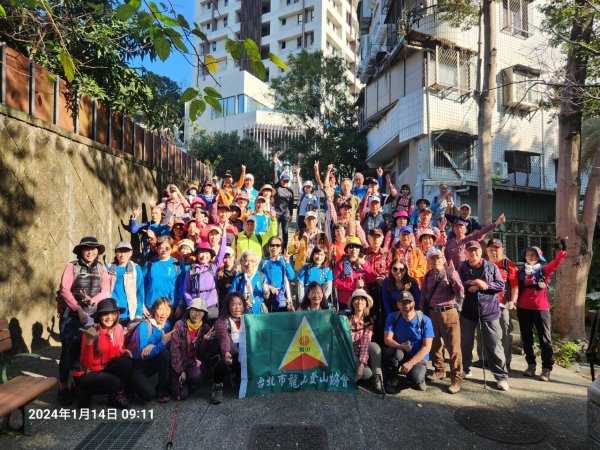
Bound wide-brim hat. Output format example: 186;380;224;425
344;236;362;251
187;298;209;313
416;198;431;207
92;298;125;317
525;246;546;262
259;184;276;195
73;236;105;256
186;184;199;194
350;289;373;309
177;239;196;252
229;202;242;214
236;192;250;201
195;242;216;257
394;210;410;219
418;228;436;241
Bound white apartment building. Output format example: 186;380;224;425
356;0;562;261
185;0;362;153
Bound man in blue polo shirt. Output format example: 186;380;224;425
383;291;434;393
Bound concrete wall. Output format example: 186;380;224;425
0;105;203;352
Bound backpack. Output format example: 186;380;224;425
124;319;153;353
517;264;546;293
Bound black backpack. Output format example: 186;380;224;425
587;309;600;381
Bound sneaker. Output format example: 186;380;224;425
371;374;384;395
58;388;75;407
156;394;170;403
448;382;461;394
413;382;427;391
110;391;129;409
210;383;224;405
463;369;473;379
496;379;510;391
523;364;536;377
539;369;551;382
384;376;400;394
429;370;446;381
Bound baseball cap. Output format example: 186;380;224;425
453;220;468;227
245;215;257;223
426;248;443;259
465;240;481;250
368;227;384;237
115;240;133;251
487;238;503;248
397;291;414;302
224;246;235;256
399;226;413;234
305;211;318;219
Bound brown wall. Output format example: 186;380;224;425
0;105;205;351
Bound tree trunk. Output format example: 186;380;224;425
476;0;496;225
553;0;595;339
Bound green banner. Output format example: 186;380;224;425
239;310;358;398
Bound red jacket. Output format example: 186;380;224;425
517;251;566;311
333;258;376;306
493;258;519;304
80;325;126;372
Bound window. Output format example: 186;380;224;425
297;37;302;49
502;0;531;38
433;131;476;171
429;45;474;93
207;1;211;9
306;8;314;22
225;0;228;5
280;40;286;49
297;13;303;24
504;151;542;188
223;17;228;26
237;94;245;114
304;31;314;47
281;18;287;26
223;96;235;116
211;41;217;51
287;0;291;4
398;146;409;174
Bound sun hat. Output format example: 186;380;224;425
114;240;133;251
92;298;125;317
187;298;209;313
73;236;105;255
350;289;374;309
195;241;216;257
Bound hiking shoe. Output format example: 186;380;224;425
413;382;427;391
58;388;74;407
110;391;129;409
523;364;536;377
429;370;446;381
384;376;400;394
463;369;473;379
371;374;384;395
448;382;461;394
496;379;510;391
210;383;224;405
156;394;170;403
539;369;551;382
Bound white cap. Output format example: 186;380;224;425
245;173;254;180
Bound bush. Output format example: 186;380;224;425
554;341;581;368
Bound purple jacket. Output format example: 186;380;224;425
458;260;504;322
170;319;210;374
183;232;226;307
443;222;496;269
420;268;464;309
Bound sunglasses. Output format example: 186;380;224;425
391;267;406;272
347;244;361;250
269;243;282;248
174;225;184;229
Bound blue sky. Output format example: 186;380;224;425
133;1;195;89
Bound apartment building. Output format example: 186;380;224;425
185;0;361;153
356;0;562;261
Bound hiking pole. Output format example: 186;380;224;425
165;381;182;450
476;293;487;390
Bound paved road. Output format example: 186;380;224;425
0;345;594;449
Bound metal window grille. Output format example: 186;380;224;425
429;46;474;92
433;132;475;171
513;70;539;104
502;0;531;38
504;150;542;188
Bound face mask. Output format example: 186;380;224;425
189;189;197;196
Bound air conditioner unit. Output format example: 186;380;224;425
493;161;509;180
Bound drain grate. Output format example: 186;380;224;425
248;424;328;450
454;406;546;445
75;421;151;450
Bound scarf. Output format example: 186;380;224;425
186;319;203;332
149;318;165;330
525;262;542;276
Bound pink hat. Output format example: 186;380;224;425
394;210;410;219
195;241;216;257
191;197;206;208
236;192;250;201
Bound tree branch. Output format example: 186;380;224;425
581;144;600;247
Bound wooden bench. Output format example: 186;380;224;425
0;317;57;435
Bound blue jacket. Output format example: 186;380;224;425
229;271;266;314
131;320;172;360
458;260;504;322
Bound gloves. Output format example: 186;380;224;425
553;237;567;251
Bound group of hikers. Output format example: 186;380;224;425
56;157;567;408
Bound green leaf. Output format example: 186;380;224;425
137;11;154;28
192;28;208;42
0;4;5;17
205;54;218;73
251;60;266;81
225;39;243;60
86;2;104;11
203;86;222;98
59;49;76;82
156;13;180;27
243;38;260;59
180;87;198;103
189;99;206;121
153;36;171;61
269;52;288;71
205;95;222;111
115;1;141;21
177;14;190;29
